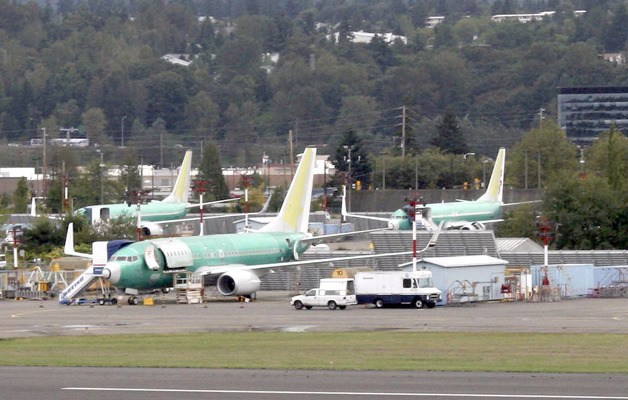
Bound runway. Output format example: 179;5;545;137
2;367;627;400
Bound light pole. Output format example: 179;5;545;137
98;150;105;203
482;159;489;188
343;145;352;211
463;152;475;159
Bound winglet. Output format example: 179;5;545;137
260;147;316;233
64;223;92;259
162;150;193;203
477;147;505;203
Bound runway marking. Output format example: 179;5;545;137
62;387;628;399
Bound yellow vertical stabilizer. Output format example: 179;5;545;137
162;150;193;203
477;147;505;203
260;147;316;233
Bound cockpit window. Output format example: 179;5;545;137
111;255;138;263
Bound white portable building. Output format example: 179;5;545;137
402;255;507;305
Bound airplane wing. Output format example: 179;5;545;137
193;250;414;277
185;197;239;211
340;185;390;223
502;200;542;207
300;227;391;245
195;223;442;277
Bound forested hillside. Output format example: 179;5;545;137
1;0;626;168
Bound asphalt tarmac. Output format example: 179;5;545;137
1;292;626;338
0;366;627;400
2;294;627;399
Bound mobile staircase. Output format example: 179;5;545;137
58;238;132;305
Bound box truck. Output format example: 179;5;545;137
354;270;441;309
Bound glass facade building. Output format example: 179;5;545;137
557;86;628;146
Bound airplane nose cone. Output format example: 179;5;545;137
102;263;121;284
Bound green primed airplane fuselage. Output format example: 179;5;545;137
75;202;190;224
107;232;308;290
392;201;502;230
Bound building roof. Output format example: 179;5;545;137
500;251;628;267
415;255;508;268
496;237;543;252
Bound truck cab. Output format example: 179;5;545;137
290;288;357;310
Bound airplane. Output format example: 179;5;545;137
342;147;537;231
73;150;234;236
65;147;408;304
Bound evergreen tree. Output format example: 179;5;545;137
12;177;30;213
431;108;468;154
197;141;230;201
332;130;372;187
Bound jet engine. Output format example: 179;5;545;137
388;220;401;230
140;222;163;237
216;270;261;296
459;221;486;231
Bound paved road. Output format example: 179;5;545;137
1;294;626;338
2;367;627;400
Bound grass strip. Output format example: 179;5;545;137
2;331;626;373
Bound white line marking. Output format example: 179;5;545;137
62;387;628;399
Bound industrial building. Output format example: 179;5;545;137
557;86;628;146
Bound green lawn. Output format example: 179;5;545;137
1;331;626;373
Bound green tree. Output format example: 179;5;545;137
586;127;627;191
197;141;230;201
431;108;468;154
509;120;578;188
543;175;627;250
12;177;30;213
119;151;142;194
82;107;110;146
332;130;372;187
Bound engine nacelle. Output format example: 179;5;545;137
217;270;261;296
460;221;486;231
140;222;164;237
388;220;401;230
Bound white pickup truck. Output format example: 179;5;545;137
290;288;357;310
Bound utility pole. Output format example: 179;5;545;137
524;150;528;190
537;150;541;189
160;133;163;167
121;115;126;147
41;127;47;196
289;129;294;178
343;145;352;211
401;105;406;159
59;127;78;144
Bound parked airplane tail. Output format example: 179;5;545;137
162;150;192;204
260;147;316;234
477;147;505;203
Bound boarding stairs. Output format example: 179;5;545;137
446;280;479;305
58;264;106;304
